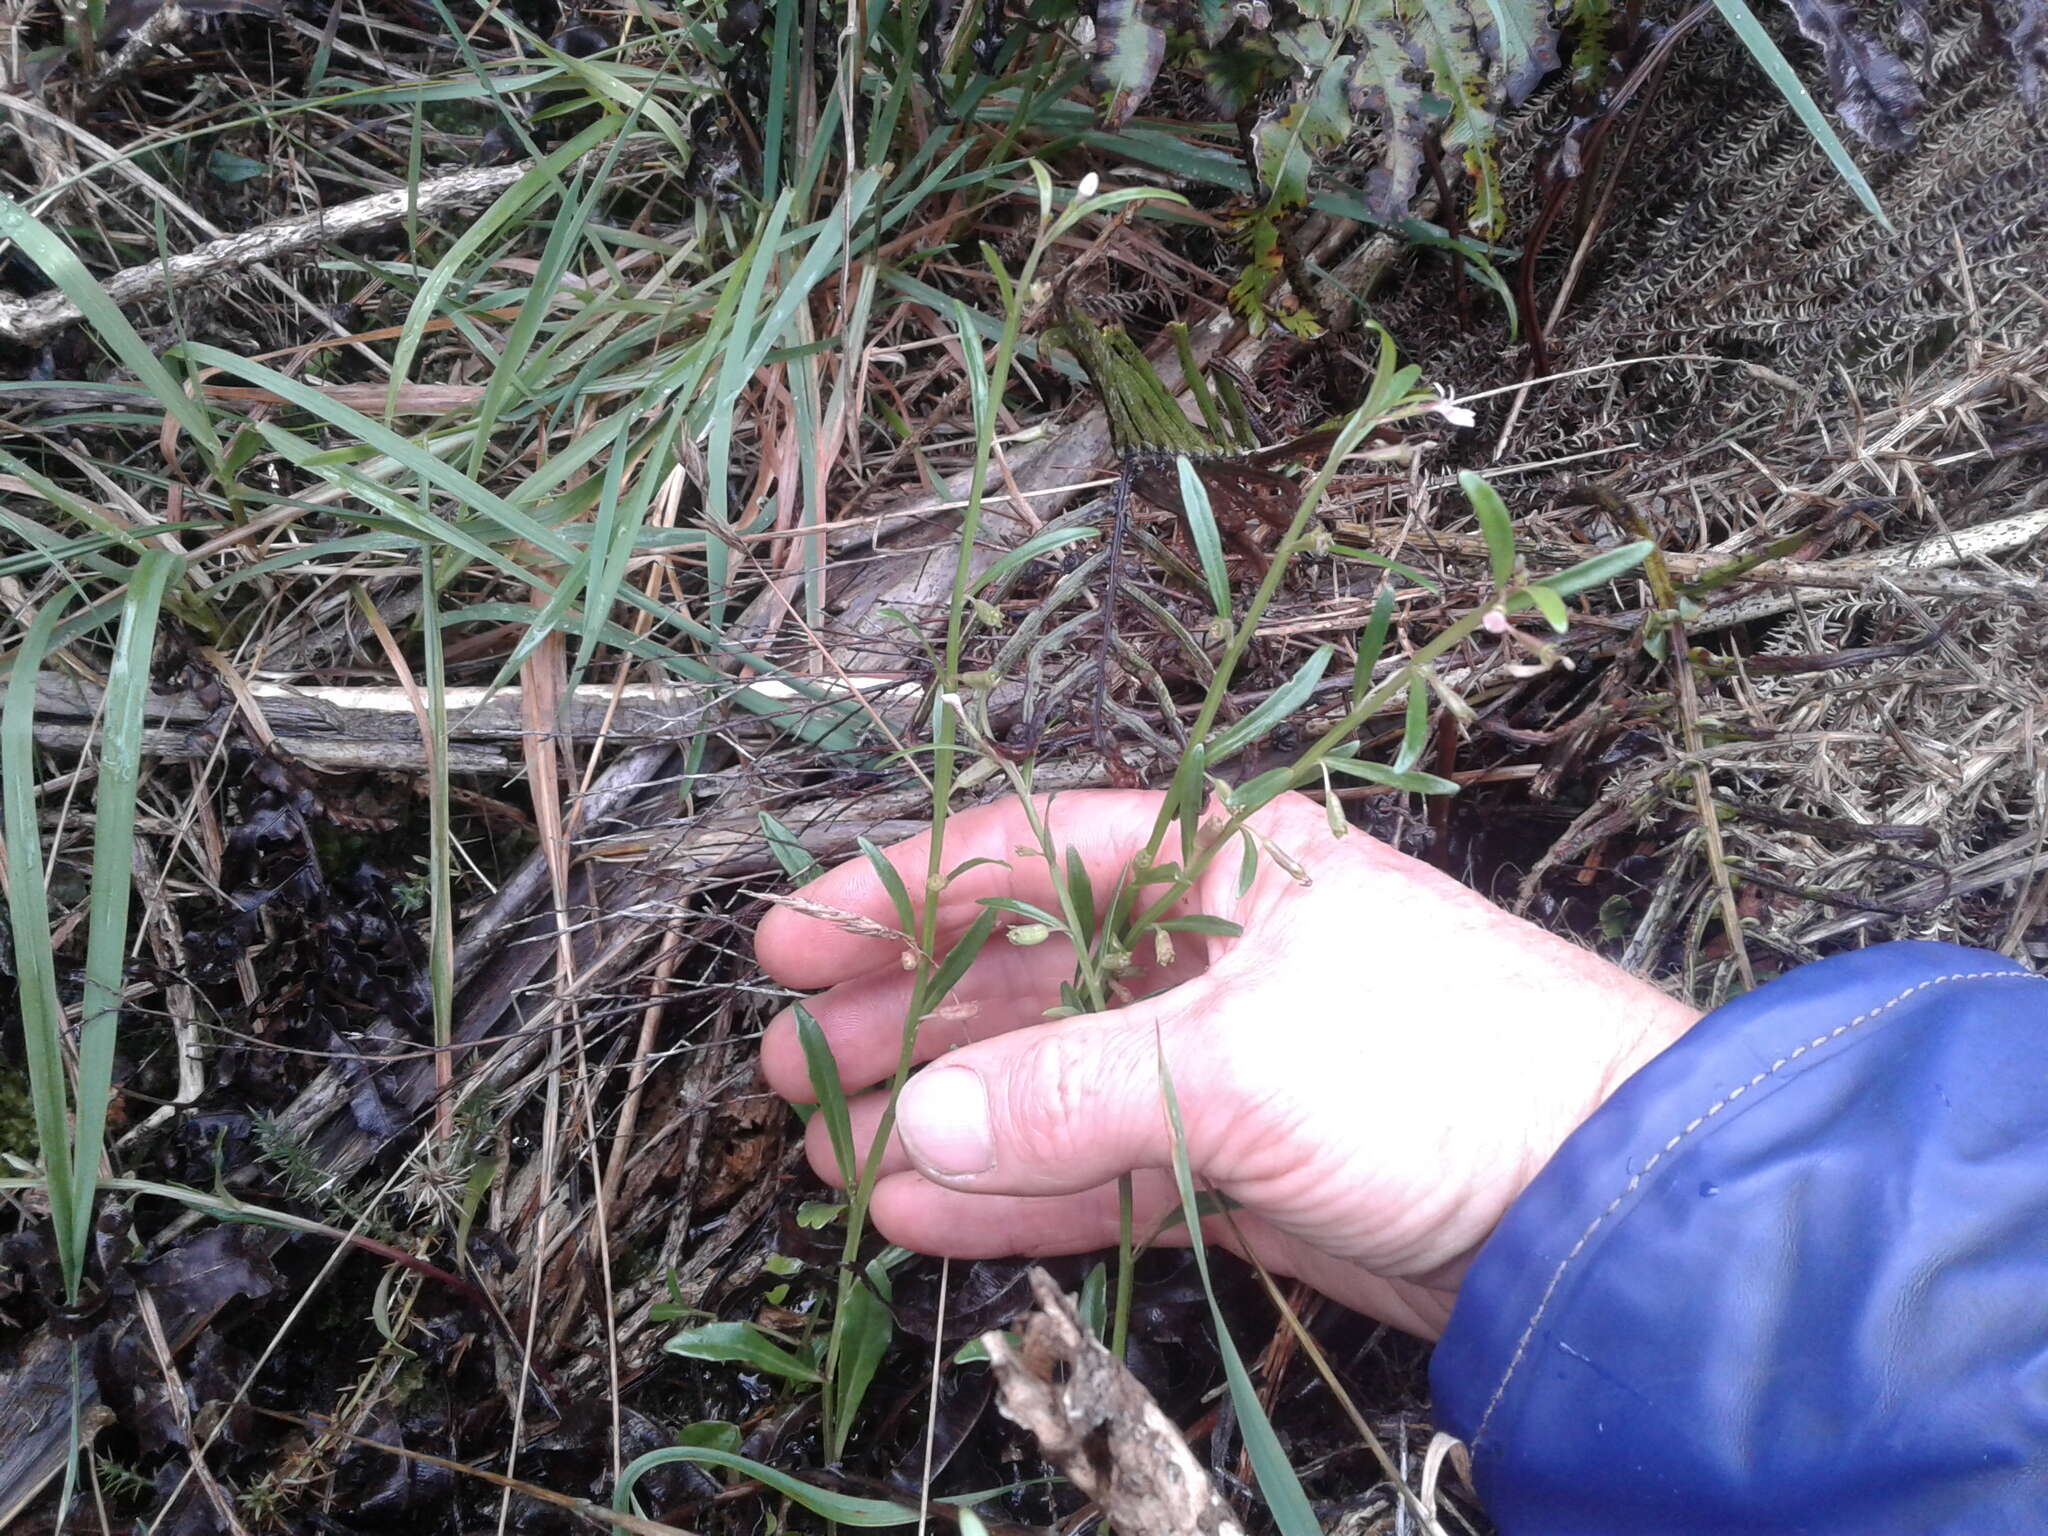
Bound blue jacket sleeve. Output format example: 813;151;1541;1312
1428;940;2048;1535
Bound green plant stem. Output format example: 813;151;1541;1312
821;176;1164;1453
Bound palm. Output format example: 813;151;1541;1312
757;791;1696;1339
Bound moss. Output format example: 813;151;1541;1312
0;1065;38;1165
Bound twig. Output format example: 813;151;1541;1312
27;675;918;772
0;142;664;346
1353;502;2048;620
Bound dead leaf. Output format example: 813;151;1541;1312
984;1268;1246;1536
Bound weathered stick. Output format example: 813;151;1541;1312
27;675;915;773
0;145;659;346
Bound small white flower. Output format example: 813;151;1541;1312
1077;172;1100;199
1430;388;1477;428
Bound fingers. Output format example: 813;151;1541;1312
866;1169;1184;1257
763;923;1213;1102
755;791;1175;989
863;1173;1454;1336
761;934;1082;1101
803;983;1218;1196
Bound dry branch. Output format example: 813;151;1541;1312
0;144;658;346
27;674;914;773
985;1269;1245;1536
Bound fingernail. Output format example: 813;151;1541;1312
899;1067;995;1177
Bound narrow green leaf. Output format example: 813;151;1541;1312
1079;1262;1110;1340
1208;644;1333;761
1224;765;1300;813
1157;1060;1323;1536
1352;581;1397;707
1708;0;1893;230
856;836;918;936
68;550;180;1281
1062;847;1098;940
795;1006;858;1189
1459;470;1516;589
977;897;1066;928
1394;674;1429;774
926;906;1002;1002
760;811;824;885
1528;584;1570;632
1170;740;1209;867
832;1254;898;1436
1543;538;1654;597
1151;914;1246;937
1;587;81;1292
1327;544;1440;592
1325;758;1461;795
1176;457;1234;628
615;1446;919;1525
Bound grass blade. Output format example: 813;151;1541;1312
2;586;82;1292
1156;1059;1323;1536
0;201;221;463
1708;0;1893;231
67;550;180;1284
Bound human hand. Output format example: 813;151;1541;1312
756;790;1698;1338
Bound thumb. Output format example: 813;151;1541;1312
892;983;1215;1196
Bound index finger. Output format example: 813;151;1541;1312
755;789;1173;989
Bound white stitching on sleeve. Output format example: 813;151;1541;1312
1467;969;2045;1450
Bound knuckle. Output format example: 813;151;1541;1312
1004;1028;1104;1167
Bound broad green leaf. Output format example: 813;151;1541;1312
664;1322;821;1383
1459;470;1516;588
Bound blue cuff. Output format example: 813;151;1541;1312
1429;940;2048;1535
